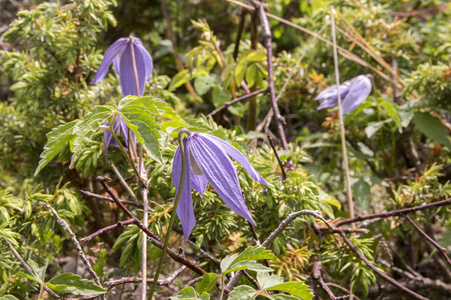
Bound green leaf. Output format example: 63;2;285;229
194;74;216;96
0;296;20;300
197;273;220;295
47;273;106;296
246;51;267;62
235;58;247;85
272;295;301;300
353;178;371;211
228;285;257;300
265;282;313;300
212;86;231;108
231;246;279;265
28;259;47;283
70;106;115;168
257;272;284;290
364;120;389;138
379;98;401;131
35;120;78;176
170;286;198;299
220;253;238;273
169;69;191;91
17;271;42;284
245;64;257;88
413;112;451;149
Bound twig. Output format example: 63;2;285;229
6;242;61;299
331;6;355;228
339;232;428;300
405;215;451;266
334;198;451;227
140;182;149;300
80;219;134;243
309;262;350;300
80;190;143;208
39;202;103;288
267;134;287;180
256;5;291;162
206;88;268;118
233;9;247;61
109;161;139;203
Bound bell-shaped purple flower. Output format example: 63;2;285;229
91;36;153;97
172;132;268;242
315;74;372;114
92;36;152;149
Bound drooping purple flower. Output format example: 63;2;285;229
91;36;153;97
91;36;152;149
315;74;372;114
172;132;268;242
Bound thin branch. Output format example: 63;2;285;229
233;9;247;61
331;6;355;228
267;134;287;180
206;88;268;118
405;215;451;266
339;232;428;300
256;5;290;162
80;190;143;208
6;242;61;299
80;219;134;243
109;161;139;203
39;202;102;288
335;198;451;227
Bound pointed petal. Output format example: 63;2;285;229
172;139;196;242
117;115;136;147
103;123;118;150
135;38;153;82
317;97;338;110
118;42;146;96
112;57;120;75
197;133;268;185
190;135;256;225
91;38;128;84
342;75;372;114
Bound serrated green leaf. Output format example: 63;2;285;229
35;120;78;176
235;58;247;85
212;86;231;108
257;272;284;290
379;98;401;130
364;120;389;138
197;273;220;295
70;106;114;168
28;259;47;283
17;271;42;284
47;273;106;296
220;253;238;274
245;64;257;88
272;295;301;300
413;112;451;149
231;246;279;265
265;282;313;300
170;69;191;91
120;112;162;163
228;285;257;300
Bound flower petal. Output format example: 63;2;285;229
118;42;147;96
135;38;153;82
91;38;128;84
190;134;256;225
172;139;196;242
315;81;351;102
103;122;118;150
342;75;372;114
117;115;136;147
197;133;268;185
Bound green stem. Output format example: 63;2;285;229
38;284;44;300
148;129;191;299
219;274;225;300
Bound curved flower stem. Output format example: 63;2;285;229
148;129;191;299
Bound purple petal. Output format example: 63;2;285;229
91;38;128;84
117;116;136;146
342;75;372;114
112;57;120;75
172;139;196;242
189;135;256;225
118;42;147;96
103;122;118;150
317;97;338;110
135;38;153;82
315;81;351;102
197;133;268;185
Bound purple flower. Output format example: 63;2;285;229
91;36;152;149
91;36;153;97
315;74;372;114
172;132;268;242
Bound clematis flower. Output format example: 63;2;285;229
315;74;372;114
172;132;268;242
91;36;153;97
91;36;152;149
